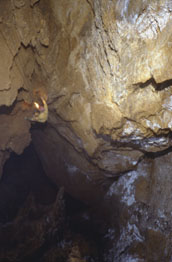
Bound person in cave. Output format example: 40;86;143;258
24;92;48;123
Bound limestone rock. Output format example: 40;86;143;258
32;127;107;206
30;0;39;7
33;0;172;156
0;108;31;154
93;148;143;174
1;1;172;260
105;152;172;261
14;0;25;9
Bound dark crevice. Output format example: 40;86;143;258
93;126;172;151
0;143;58;223
144;145;172;159
0;99;18;115
0;86;28;115
0;104;14;115
85;0;95;16
156;78;172;90
135;77;172;90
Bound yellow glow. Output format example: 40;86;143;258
34;102;40;110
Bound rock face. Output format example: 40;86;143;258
1;0;172;260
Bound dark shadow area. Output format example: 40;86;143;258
136;77;172;91
0;103;15;115
145;145;172;159
0;143;108;262
0;143;58;223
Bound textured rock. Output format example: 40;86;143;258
32;126;107;206
0;109;31;154
2;0;172;170
105;153;172;261
30;0;172;159
1;0;172;161
1;0;172;261
92;147;143;174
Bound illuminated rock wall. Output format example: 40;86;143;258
1;0;172;260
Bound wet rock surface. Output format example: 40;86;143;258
1;0;172;261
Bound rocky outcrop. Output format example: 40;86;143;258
104;152;172;261
1;0;172;172
1;0;172;261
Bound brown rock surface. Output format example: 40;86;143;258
1;0;172;171
1;0;172;261
105;153;172;261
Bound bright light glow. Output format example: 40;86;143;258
34;102;40;110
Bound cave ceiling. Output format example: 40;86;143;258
1;1;172;259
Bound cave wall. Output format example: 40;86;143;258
1;0;172;173
1;0;172;260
